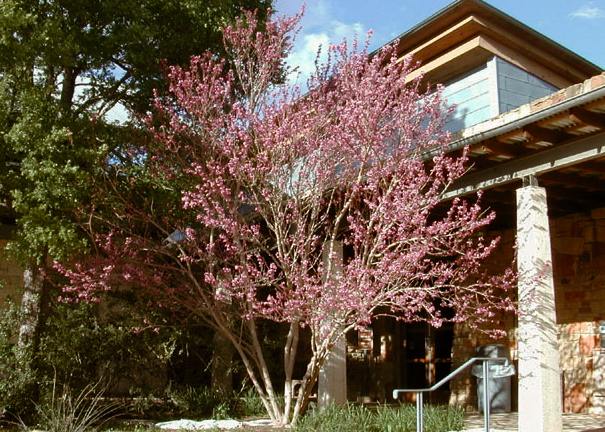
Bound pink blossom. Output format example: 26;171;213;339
56;8;516;426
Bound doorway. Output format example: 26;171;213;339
395;321;454;403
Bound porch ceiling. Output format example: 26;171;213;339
445;86;605;229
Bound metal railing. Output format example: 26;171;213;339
392;356;508;432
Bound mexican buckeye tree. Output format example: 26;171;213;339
56;10;515;426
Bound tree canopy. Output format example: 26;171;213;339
0;0;273;419
55;10;516;426
0;0;272;262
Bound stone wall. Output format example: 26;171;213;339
552;208;605;414
449;227;517;410
449;206;605;414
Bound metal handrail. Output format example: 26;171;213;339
392;356;509;432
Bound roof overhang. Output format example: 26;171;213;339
384;0;602;88
443;73;605;226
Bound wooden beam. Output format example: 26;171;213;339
472;15;587;87
475;139;523;158
404;36;488;83
545;184;605;201
570;108;605;130
477;36;574;89
539;172;605;190
444;131;605;198
523;124;569;145
396;16;483;64
572;159;605;174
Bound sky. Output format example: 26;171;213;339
273;0;605;84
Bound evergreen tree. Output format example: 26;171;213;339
0;0;272;417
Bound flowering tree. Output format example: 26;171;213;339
57;10;515;426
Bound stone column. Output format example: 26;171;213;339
318;240;347;407
516;184;562;432
318;334;347;407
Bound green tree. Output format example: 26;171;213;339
0;0;272;417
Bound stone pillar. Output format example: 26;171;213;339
516;184;562;432
318;240;347;407
319;334;347;407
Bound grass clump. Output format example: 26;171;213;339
32;380;121;432
294;403;465;432
164;385;268;420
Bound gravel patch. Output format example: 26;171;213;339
156;419;274;430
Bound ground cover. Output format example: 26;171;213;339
2;403;465;432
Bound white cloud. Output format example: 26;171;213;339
287;32;331;82
308;0;330;23
332;20;365;42
569;2;605;19
286;17;366;88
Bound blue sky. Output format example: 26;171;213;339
274;0;605;83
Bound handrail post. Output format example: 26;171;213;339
483;360;490;432
416;391;423;432
392;357;509;432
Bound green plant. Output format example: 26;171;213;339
167;386;222;418
0;302;39;423
100;421;162;432
295;404;377;432
211;401;231;420
237;387;266;418
125;389;166;419
40;300;178;393
374;404;416;432
0;296;188;423
34;380;122;432
421;403;464;432
294;403;465;432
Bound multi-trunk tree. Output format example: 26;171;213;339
57;10;516;426
0;0;272;416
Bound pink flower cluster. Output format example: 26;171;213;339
56;9;516;424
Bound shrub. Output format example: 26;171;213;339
166;386;225;418
237;387;266;418
40;301;177;394
0;297;186;423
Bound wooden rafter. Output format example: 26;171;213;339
570;108;605;130
539;171;605;190
523;124;569;145
476;139;523;158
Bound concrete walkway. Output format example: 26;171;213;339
463;412;605;432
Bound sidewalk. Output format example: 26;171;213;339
462;412;605;432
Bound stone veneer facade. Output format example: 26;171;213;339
346;203;605;414
554;207;605;414
448;206;605;414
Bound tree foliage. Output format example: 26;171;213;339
0;0;272;419
56;10;516;426
0;0;272;262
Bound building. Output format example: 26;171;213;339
334;1;605;430
2;0;604;430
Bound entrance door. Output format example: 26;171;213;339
397;321;454;404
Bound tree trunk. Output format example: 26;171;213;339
16;259;48;409
210;330;235;396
